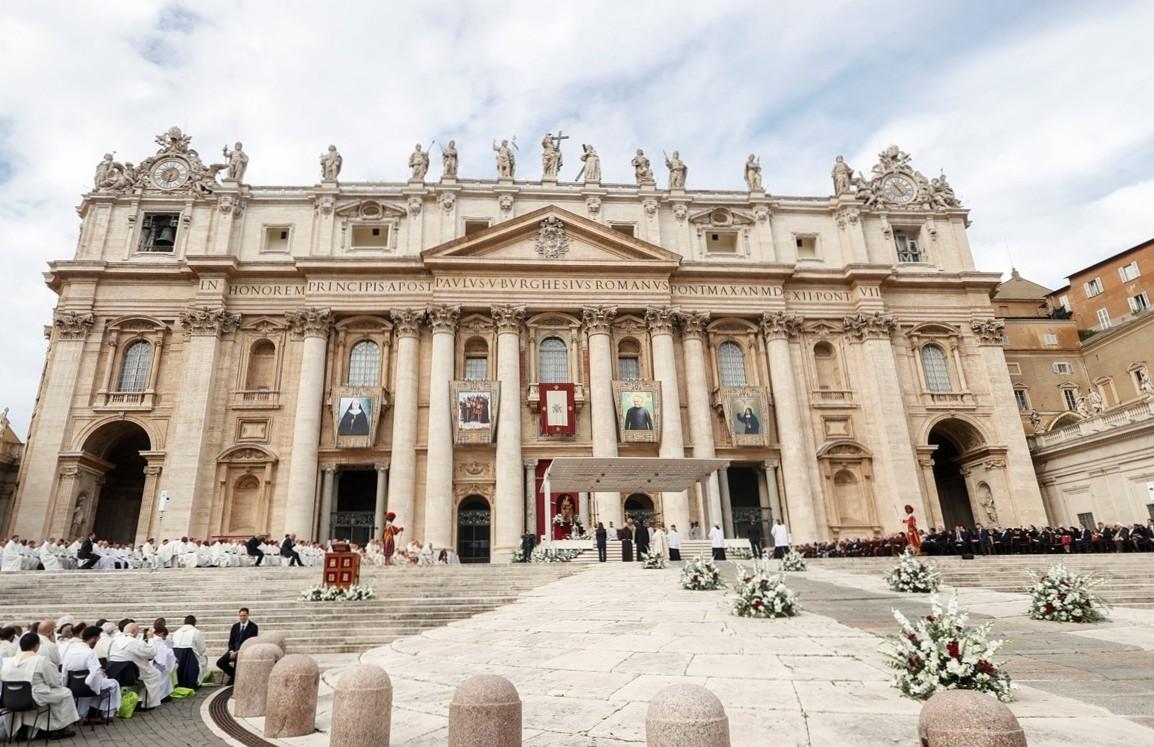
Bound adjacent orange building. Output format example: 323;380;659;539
1049;237;1154;332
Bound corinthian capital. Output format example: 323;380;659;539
179;306;241;337
760;311;803;341
390;308;425;339
644;305;680;336
490;304;527;334
286;307;334;338
426;304;460;334
52;310;95;341
581;305;617;336
842;311;896;342
970;318;1006;346
677;310;711;339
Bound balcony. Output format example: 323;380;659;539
810;388;855;407
922;391;975;410
525;382;586;411
94;389;155;411
232;389;281;409
1032;398;1154;450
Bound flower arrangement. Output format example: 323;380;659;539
881;594;1014;702
299;584;377;602
779;549;807;572
510;547;526;563
1026;563;1109;623
680;553;723;590
641;551;667;569
884;548;941;593
730;560;799;618
529;542;582;563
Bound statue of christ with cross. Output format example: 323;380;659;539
541;131;569;180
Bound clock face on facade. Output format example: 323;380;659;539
151;158;191;190
881;174;917;204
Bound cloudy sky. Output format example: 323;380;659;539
1;0;1152;433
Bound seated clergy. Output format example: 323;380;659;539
61;626;120;724
171;616;207;689
108;623;164;709
1;632;79;739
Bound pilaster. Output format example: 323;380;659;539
492;304;526;561
646;305;689;533
424;304;459;548
386;308;424;535
582;305;621;527
282;307;334;538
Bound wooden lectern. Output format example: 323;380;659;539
323;541;360;588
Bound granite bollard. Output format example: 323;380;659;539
918;690;1027;747
264;654;320;739
330;664;393;747
448;674;522;747
239;633;284;656
262;631;289;652
645;684;730;747
233;643;283;717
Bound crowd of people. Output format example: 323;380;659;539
0;608;226;741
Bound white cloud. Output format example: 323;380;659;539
0;1;1150;433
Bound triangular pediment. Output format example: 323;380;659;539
422;206;681;268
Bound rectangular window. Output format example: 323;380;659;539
618;356;640;380
263;226;291;253
1129;292;1150;313
1077;512;1095;529
795;235;818;259
1052;362;1073;374
1006;362;1022;375
1119;261;1141;281
706;232;738;254
1043;333;1059;346
1013;389;1030;411
1096;307;1112;329
895;231;922;263
139;213;180;253
351;225;390;249
463;356;488;380
610;223;636;237
1084;278;1103;297
1062;388;1079;411
1147;503;1154;520
1058;295;1070;311
464;219;491;236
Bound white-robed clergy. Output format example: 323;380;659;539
60;627;120;720
38;540;62;571
108;623;164;708
2;536;24;572
171;616;207;689
709;523;727;561
0;633;80;738
150;629;176;701
651;525;668;559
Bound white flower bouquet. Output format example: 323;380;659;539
530;542;582;563
881;594;1014;702
1026;563;1108;623
680;553;723;590
641;551;667;569
779;549;807;572
884;548;941;593
299;584;377;602
730;560;799;618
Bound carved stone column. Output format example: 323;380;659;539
136;461;164;541
158;306;240;538
581;306;621;527
373;463;389;539
492;304;526;561
386;309;423;536
679;311;724;532
842;311;926;533
18;311;94;538
760;312;820;543
717;467;734;537
424;305;459;549
282;307;334;539
646;306;689;534
523;460;538;538
762;460;783;525
319;465;336;540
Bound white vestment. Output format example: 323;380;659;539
39;543;61;571
667;529;681;550
771;523;791;548
109;635;164;707
158;542;175;568
171;624;207;684
2;540;22;572
709;526;725;548
151;638;175;701
1;652;80;733
651;529;668;558
60;645;120;718
37;636;60;669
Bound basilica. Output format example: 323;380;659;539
2;127;1047;561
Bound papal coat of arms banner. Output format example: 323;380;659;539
539;382;576;436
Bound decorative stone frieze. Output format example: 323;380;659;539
52;311;95;341
581;305;618;336
286;307;334;338
645;306;680;336
842;312;896;342
426;304;460;334
490;304;526;334
390;308;425;339
585;196;601;217
970;318;1006;345
179;306;241;337
759;311;803;341
678;310;711;339
534;216;570;259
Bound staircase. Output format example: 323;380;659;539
0;564;581;654
568;539;750;564
811;554;1154;608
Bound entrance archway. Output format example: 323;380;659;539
927;419;982;530
623;493;655;527
333;468;376;544
726;467;767;541
83;421;151;544
456;495;491;563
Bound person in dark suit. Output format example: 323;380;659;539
245;535;265;566
215;608;259;684
78;532;98;569
595;522;608;563
280;533;303;567
619;522;634;562
635;521;650;561
748;522;764;558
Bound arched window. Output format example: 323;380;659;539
538;337;568;383
617;338;641;380
245;340;277;390
347;340;380;386
463;337;489;380
118;340;152;392
920;344;952;393
813;342;842;389
718;341;748;386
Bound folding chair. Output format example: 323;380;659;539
65;670;112;730
1;680;51;743
105;660;149;711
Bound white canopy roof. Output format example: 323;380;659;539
542;457;729;492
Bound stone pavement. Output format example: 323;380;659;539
224;560;1154;746
47;686;225;747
